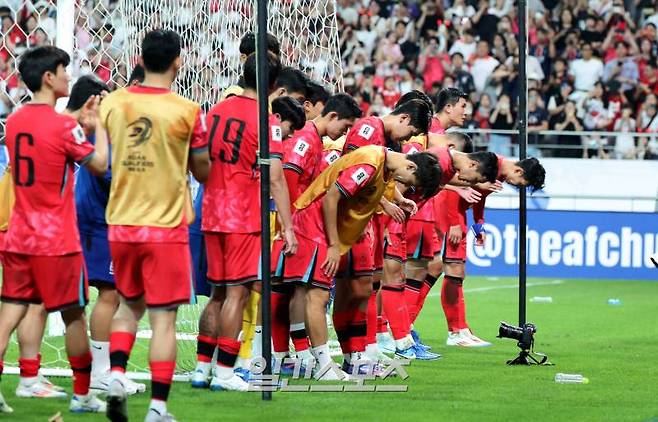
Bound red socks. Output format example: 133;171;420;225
404;279;423;324
441;276;466;332
365;282;379;345
350;309;367;353
196;335;216;363
381;285;410;340
271;289;292;354
18;356;39;378
290;323;310;353
69;352;92;395
110;331;136;373
332;309;353;353
414;274;438;324
150;360;175;402
216;337;240;369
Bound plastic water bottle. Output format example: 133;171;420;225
555;373;589;384
607;299;622;305
530;296;553;303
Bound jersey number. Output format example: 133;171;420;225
207;115;246;164
14;133;35;187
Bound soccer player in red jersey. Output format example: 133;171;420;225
101;31;210;422
428;88;469;135
302;80;330;120
270;93;361;371
437;156;545;347
0;46;109;414
284;145;441;379
198;52;297;392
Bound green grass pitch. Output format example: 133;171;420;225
2;276;658;421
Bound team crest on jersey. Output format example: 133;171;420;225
351;167;369;186
71;125;86;145
127;117;153;148
271;125;283;142
358;124;374;140
293;139;310;157
325;150;340;164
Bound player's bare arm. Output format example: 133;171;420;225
85;107;109;176
189;150;210;183
321;184;342;278
270;158;297;254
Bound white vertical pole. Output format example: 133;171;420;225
55;0;75;112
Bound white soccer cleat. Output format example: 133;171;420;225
0;391;13;413
69;394;106;413
376;332;396;354
145;408;178;422
314;363;351;381
209;374;249;392
446;331;478;347
16;380;67;398
460;329;492;347
106;376;128;422
92;371;146;395
38;372;66;393
124;377;147;394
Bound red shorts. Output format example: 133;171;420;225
372;214;386;273
283;235;331;289
110;242;192;308
442;231;467;263
205;233;261;285
384;232;406;263
407;220;441;261
271;238;286;279
1;252;88;312
338;229;375;278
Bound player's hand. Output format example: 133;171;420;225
476;232;486;246
322;245;341;278
79;95;100;135
282;228;298;255
382;200;405;224
471;223;486;246
455;187;482;203
398;197;418;216
476;180;503;193
448;225;463;245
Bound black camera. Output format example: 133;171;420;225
497;322;536;351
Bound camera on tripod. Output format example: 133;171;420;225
497;322;536;351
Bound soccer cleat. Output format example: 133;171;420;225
276;361;307;377
106;377;128;422
0;391;13;413
16;380;68;398
315;367;351;381
92;371;147;395
376;332;396;354
209;374;249;392
190;369;210;389
446;331;478;347
124;377;147;394
234;367;251;381
460;329;492;347
145;408;178;422
69;394;106;413
410;329;432;351
395;344;441;361
38;372;65;393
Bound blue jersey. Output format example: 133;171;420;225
189;184;203;236
75;135;112;236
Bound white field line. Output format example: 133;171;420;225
427;279;565;297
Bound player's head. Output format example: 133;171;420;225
395;89;434;114
239;31;280;62
128;64;145;86
507;157;546;192
18;46;70;97
304;80;331;120
458;151;499;184
272;67;308;102
388;98;432;143
435;87;468;127
393;151;442;199
66;74;109;112
243;52;281;92
445;132;474;153
141;30;181;75
321;93;362;140
272;96;306;139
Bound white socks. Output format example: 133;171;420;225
311;344;332;368
251;325;263;371
90;340;110;377
149;399;166;414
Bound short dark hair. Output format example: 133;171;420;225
407;152;442;199
141;30;181;73
435;87;468;113
391;98;432;133
446;132;474;153
128;64;145;85
467;151;499;183
395;90;434;113
243;52;281;91
306;80;330;105
274;67;309;98
239;32;281;57
272;96;306;131
18;46;70;93
66;75;109;111
321;93;362;120
517;157;546;192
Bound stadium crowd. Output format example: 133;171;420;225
0;0;658;159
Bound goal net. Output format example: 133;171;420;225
1;0;342;378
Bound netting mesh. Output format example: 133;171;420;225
1;0;342;376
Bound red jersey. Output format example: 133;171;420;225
282;121;323;202
3;104;94;255
202;95;283;233
293;164;377;245
388;137;427;234
343;116;387;154
429;116;445;134
471;154;506;224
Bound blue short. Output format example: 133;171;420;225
190;231;211;297
80;232;114;286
